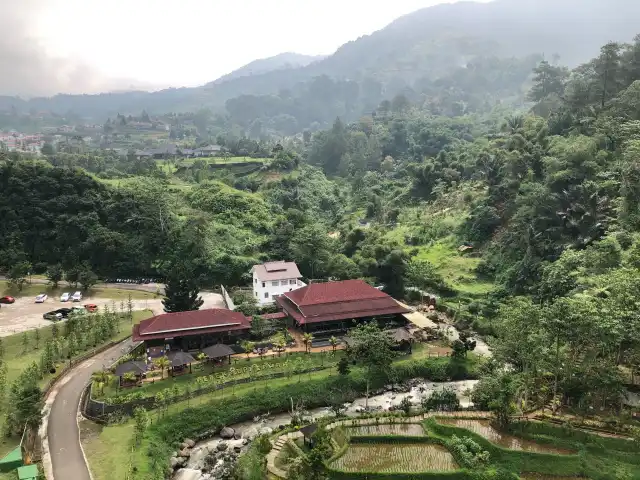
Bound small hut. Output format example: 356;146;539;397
167;351;195;376
299;423;318;447
115;361;147;387
201;344;235;365
387;327;413;353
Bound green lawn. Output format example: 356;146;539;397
0;281;159;300
80;420;136;480
0;310;153;462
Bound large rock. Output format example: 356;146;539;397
242;427;259;440
217;441;228;452
169;457;180;469
185;438;196;448
178;448;191;458
180;442;190;450
220;427;235;439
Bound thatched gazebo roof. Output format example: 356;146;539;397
167;351;196;367
114;361;147;377
201;343;235;359
388;327;412;343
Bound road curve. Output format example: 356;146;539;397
42;338;135;480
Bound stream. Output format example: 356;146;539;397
173;378;479;480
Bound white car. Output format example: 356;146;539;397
35;294;48;303
60;292;70;302
72;291;83;302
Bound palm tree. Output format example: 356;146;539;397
273;338;286;356
241;340;256;359
122;372;137;384
91;370;111;394
302;333;314;353
153;356;171;379
329;336;338;353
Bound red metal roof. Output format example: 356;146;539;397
276;280;410;324
132;309;250;342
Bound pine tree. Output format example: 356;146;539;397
51;322;59;339
34;328;41;349
21;331;30;354
162;276;204;313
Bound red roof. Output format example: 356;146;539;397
276;280;410;324
132;309;250;342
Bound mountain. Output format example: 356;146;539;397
2;0;639;123
211;52;326;85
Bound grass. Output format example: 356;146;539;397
96;349;345;401
0;281;158;300
412;238;494;297
0;310;153;462
80;420;136;480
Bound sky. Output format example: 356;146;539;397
2;0;490;97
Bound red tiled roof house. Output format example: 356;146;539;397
133;309;251;353
274;279;410;333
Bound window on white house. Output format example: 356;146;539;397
280;280;287;286
262;282;265;288
255;291;258;297
264;292;269;298
289;279;296;285
272;281;278;287
254;278;257;284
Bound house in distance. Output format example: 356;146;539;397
252;261;305;305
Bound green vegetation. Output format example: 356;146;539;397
0;310;152;460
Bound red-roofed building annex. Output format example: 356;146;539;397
133;308;251;352
275;279;410;333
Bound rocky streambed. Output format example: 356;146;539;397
172;378;478;480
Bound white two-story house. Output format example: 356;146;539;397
252;261;305;305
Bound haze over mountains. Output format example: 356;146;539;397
1;0;639;122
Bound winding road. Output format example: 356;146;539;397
42;339;136;480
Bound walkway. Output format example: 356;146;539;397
41;338;137;480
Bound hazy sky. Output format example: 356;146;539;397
3;0;490;96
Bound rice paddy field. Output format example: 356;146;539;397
347;423;425;436
436;419;573;455
331;443;458;473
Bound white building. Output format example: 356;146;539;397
252;261;305;305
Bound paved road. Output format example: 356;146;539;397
43;339;136;480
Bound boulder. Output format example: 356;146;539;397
220;427;235;439
242;427;259;440
178;448;191;458
184;438;196;448
169;457;180;469
233;433;241;440
233;446;242;453
217;441;228;452
179;442;190;450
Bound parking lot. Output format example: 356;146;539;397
0;290;225;337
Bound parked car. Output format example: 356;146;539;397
72;291;83;302
60;292;70;302
35;294;48;303
43;308;71;321
84;303;98;313
0;296;15;304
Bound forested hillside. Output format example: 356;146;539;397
2;33;640;415
2;0;639;135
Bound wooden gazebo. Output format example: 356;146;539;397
114;361;147;386
167;351;195;376
300;423;318;447
388;327;413;353
201;343;235;365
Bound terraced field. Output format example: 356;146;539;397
436;419;573;455
347;423;425;436
332;443;458;473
